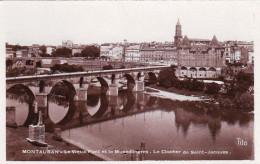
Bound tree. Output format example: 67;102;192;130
80;46;100;58
233;92;254;110
103;64;113;70
158;68;178;88
225;71;254;95
6;43;29;51
235;71;253;86
189;79;204;92
50;63;83;73
50;64;61;72
119;65;126;69
52;47;72;58
39;45;47;54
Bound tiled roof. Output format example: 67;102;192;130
182;35;191;47
190;45;209;52
189;38;211;42
210;35;222;47
126;45;140;50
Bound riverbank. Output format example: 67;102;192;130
148;84;213;100
6;127;103;161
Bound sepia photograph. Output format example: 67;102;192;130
2;1;259;162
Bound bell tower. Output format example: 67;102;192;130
174;18;183;46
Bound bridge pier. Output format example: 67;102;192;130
107;84;118;96
133;81;145;92
35;93;48;118
74;84;89;101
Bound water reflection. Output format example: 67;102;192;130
6;84;35;126
6;85;254;160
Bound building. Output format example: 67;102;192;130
16;49;29;58
29;44;41;57
100;43;114;60
223;40;254;65
100;43;124;61
247;46;254;64
6;48;15;58
111;45;124;60
174;18;183;46
125;45;141;62
140;42;178;65
72;46;85;56
174;19;225;78
46;46;55;55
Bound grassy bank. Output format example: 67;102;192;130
6;127;103;161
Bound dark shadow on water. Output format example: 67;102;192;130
6;84;35;126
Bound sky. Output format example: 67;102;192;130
1;1;260;46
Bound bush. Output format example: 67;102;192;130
233;92;254;109
205;83;221;94
119;65;126;69
174;80;185;90
50;63;83;73
50;64;61;72
219;98;233;108
189;79;205;92
103;64;113;70
6;67;37;77
218;75;225;81
158;68;178;88
52;47;72;58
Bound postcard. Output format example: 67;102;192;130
1;1;260;163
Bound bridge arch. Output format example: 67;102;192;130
146;96;158;107
96;77;109;87
87;94;109;118
92;94;109;118
148;72;158;84
124;73;136;91
50;80;76;100
55;98;77;126
6;84;35;126
122;91;135;112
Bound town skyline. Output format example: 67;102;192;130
2;1;259;46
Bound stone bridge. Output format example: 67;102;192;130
6;57;114;69
6;66;168;124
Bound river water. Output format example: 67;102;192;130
6;83;254;160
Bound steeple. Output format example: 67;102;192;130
177;18;180;26
174;18;183;46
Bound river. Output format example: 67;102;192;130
6;83;254;160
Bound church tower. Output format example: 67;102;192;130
174;18;183;46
